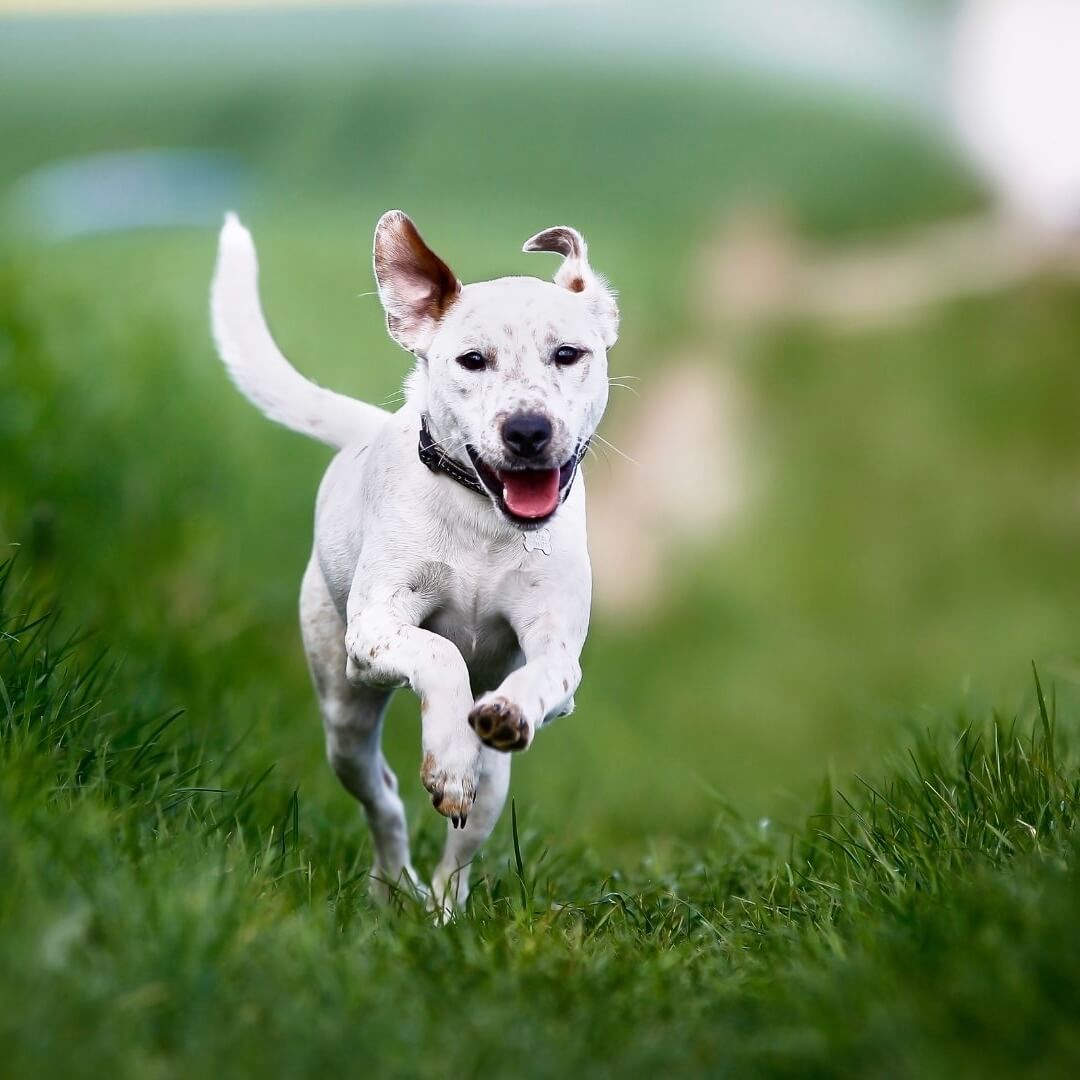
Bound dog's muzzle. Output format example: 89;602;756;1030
417;418;586;528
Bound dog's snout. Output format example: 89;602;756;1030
501;412;552;460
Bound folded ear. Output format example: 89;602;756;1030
523;225;619;347
373;211;461;354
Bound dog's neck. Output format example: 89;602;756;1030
406;369;481;495
417;416;484;497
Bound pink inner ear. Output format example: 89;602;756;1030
375;212;461;326
400;277;440;306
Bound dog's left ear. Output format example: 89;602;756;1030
523;226;619;348
374;210;461;354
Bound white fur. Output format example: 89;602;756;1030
210;211;617;915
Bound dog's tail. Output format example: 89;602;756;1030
210;213;387;450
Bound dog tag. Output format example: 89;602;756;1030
522;528;552;555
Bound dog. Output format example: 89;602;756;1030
210;210;618;912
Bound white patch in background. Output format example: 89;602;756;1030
952;0;1080;234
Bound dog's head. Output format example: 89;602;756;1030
373;211;618;528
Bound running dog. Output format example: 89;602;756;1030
210;210;618;912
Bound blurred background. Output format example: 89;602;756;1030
2;0;1079;854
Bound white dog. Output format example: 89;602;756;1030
210;210;617;911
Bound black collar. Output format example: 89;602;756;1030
417;417;589;501
417;417;486;495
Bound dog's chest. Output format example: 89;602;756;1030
420;551;522;684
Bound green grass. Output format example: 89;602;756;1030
2;557;1078;1078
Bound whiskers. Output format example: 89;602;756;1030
439;435;474;462
592;433;638;467
608;375;640;397
586;374;641;469
586;432;638;470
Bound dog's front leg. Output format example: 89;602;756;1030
345;606;481;824
468;612;584;753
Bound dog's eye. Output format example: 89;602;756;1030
456;351;487;372
554;345;583;366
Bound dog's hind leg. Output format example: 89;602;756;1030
300;557;421;902
430;746;511;916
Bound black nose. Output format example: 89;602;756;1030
502;412;552;460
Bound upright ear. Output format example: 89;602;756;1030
373;210;461;354
523;225;619;347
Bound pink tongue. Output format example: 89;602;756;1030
498;468;561;519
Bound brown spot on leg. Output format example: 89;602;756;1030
420;752;442;808
420;752;477;819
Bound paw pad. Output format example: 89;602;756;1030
468;698;531;752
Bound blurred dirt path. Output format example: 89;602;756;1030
587;358;744;615
699;208;1080;333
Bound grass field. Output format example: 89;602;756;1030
3;560;1079;1076
2;6;1080;1075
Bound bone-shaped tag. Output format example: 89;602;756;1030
522;528;552;556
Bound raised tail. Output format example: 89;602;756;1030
210;213;387;450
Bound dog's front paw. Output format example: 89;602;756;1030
421;751;479;827
468;695;533;752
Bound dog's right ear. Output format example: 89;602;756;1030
373;211;461;354
523;225;619;347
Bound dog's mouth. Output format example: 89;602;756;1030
466;447;580;527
